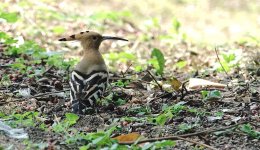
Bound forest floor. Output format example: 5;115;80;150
0;0;260;149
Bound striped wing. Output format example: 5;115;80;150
69;70;108;114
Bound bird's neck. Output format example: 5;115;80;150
74;49;107;75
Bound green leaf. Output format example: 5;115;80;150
201;90;222;100
215;111;224;117
79;146;89;150
134;65;143;72
52;26;66;35
155;140;176;148
142;140;175;150
115;98;126;106
0;32;8;39
65;113;79;126
155;111;173;126
151;48;165;75
201;90;209;99
222;53;235;63
240;124;260;139
0;12;19;23
52;123;65;133
175;60;187;69
172;17;181;33
208;90;221;97
178;123;194;133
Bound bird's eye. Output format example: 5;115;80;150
92;36;97;40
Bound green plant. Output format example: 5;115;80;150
178;123;197;133
154;111;173;126
149;48;165;75
141;140;176;150
4;40;45;57
46;54;77;69
1;31;77;74
52;25;66;35
215;111;224;117
240;124;260;139
144;17;161;30
237;35;260;46
102;93;127;106
217;52;241;72
111;80;130;87
1;111;39;128
171;17;181;34
163;103;186;115
188;108;210;117
174;60;187;69
0;74;11;86
52;113;79;133
0;12;19;23
66;126;120;149
23;140;48;150
201;90;222;100
104;52;136;70
0;32;17;45
127;106;152;116
152;103;186;126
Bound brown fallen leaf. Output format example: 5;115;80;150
113;132;141;143
163;77;182;91
169;77;182;91
188;78;226;90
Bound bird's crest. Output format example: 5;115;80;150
58;31;100;41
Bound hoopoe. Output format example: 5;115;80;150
59;31;128;114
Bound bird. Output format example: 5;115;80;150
59;31;128;114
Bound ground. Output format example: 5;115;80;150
0;0;260;149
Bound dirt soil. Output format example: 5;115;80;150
0;42;259;149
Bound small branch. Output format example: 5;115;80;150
42;65;54;75
120;63;132;78
147;70;163;91
0;90;69;105
214;48;231;80
180;80;189;100
30;90;69;98
118;121;248;145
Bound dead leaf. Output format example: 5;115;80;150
169;77;182;91
113;132;140;142
188;78;226;90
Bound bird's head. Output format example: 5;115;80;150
59;31;128;50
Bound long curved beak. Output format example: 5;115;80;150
102;36;128;41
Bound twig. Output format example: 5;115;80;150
175;136;217;150
42;65;54;75
30;90;69;98
180;80;189;100
118;121;248;145
147;70;163;91
0;90;69;105
214;48;231;80
120;63;132;78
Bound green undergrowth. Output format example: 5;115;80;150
1;4;259;149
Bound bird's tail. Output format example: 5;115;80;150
71;99;95;114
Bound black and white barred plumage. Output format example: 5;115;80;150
59;30;127;114
69;70;108;114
